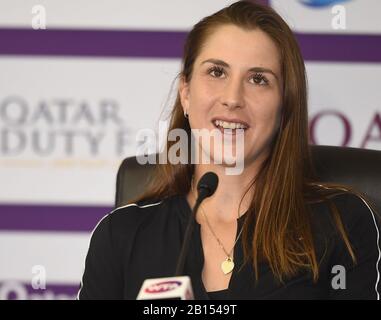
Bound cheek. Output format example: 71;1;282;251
189;82;218;113
249;99;282;138
251;93;282;121
192;73;224;97
262;106;282;123
187;87;215;129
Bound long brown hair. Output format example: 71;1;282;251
131;0;362;282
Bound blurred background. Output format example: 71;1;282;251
0;0;380;299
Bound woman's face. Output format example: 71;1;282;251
179;24;283;170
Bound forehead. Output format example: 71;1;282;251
196;24;281;72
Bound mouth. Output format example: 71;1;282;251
211;117;249;134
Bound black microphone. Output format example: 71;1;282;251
174;172;219;276
137;172;219;299
196;172;219;203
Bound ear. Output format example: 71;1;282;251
179;76;190;114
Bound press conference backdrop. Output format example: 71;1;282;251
0;0;380;300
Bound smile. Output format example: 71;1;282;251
212;119;249;131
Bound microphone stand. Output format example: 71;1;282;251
174;195;204;276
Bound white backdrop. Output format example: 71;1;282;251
0;0;380;299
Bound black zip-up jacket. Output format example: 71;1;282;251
78;192;380;300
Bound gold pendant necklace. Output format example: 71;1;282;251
200;205;245;274
221;257;235;275
191;176;245;275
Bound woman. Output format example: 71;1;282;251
78;1;380;299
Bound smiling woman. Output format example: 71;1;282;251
179;24;283;179
78;1;380;300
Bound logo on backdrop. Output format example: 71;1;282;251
0;95;133;167
1;96;380;165
298;0;352;7
309;110;381;148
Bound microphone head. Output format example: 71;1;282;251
197;172;219;199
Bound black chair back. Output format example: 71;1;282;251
115;145;381;215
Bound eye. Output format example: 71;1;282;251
250;73;269;86
208;66;225;78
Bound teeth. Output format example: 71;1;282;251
214;120;247;130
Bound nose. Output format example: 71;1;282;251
221;76;244;109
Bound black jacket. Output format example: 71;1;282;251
78;192;380;300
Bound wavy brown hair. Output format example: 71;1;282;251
130;0;365;282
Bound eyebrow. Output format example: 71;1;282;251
201;58;279;80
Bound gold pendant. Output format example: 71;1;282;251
221;257;234;275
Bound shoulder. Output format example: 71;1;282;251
333;192;380;253
109;198;166;225
310;191;379;233
311;191;380;263
92;195;183;240
325;192;379;234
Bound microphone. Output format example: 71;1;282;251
195;171;219;203
136;172;219;300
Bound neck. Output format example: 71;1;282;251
189;161;260;224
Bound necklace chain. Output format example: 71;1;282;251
190;176;245;260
